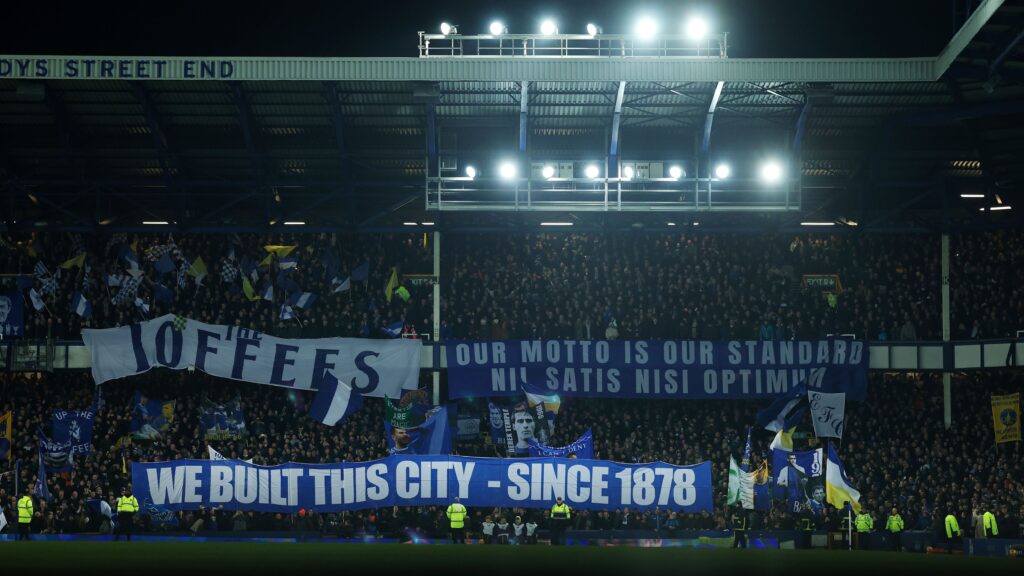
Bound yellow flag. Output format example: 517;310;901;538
0;410;12;460
188;256;208;278
241;276;260;301
384;267;398;303
264;245;297;258
992;393;1021;444
60;253;86;269
258;253;274;267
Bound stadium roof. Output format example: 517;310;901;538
1;0;1022;233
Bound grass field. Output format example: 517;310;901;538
0;543;1021;576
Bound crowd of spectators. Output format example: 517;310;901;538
2;370;1021;540
2;230;1023;342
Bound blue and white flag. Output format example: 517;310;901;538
279;304;295;321
331;276;351;294
38;428;73;473
528;429;595;459
808;391;846;439
52;408;95;455
105;273;124;288
278;257;298;271
741;427;752;472
0;290;25;336
200;396;246;440
28;288;45;312
134;297;151;317
756;381;808;432
86;498;113;520
71;290;92;318
289;292;317;310
35;451;52;501
261;283;274;302
309;371;363;427
385;405;451;455
772;448;825;513
382;320;404;338
139;497;178;526
130;393;176;441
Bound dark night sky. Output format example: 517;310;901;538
2;0;959;59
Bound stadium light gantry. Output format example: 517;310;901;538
540;20;558;35
586;23;600;36
669;166;683;179
760;161;783;184
635;17;657;39
714;164;731;179
585;165;600;179
440;22;456;35
622;166;634;180
542;165;556;179
465;166;477;179
489;21;506;35
685;17;708;40
499;161;517;180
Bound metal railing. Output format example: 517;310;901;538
418;33;728;59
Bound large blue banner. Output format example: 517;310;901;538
52;408;95;455
132;456;713;513
529;429;595;459
447;339;868;400
771;448;825;513
0;290;24;337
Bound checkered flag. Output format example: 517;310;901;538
111;275;141;305
177;262;190;288
34;261;50;279
82;262;92;292
172;315;188;331
145;244;174;262
220;258;239;283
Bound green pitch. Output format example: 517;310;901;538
0;542;1019;575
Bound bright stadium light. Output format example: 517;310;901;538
542;165;556;179
540;19;558;35
421;221;435;226
669;165;683;179
685;17;708;40
283;221;306;226
465;166;477;179
440;22;457;35
635;17;658;39
801;222;836;226
760;161;783;183
540;222;573;226
714;164;731;179
403;222;418;226
990;205;1012;211
489;21;506;35
142;221;169;225
960;193;984;198
585;164;600;179
586;23;600;36
499;161;517;180
622;166;635;180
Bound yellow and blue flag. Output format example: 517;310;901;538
991;393;1021;444
826;443;862;513
0;410;12;461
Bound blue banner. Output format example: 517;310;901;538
38;429;73;473
0;290;24;337
447;339;868;400
529;429;595;459
384;405;452;455
771;448;825;513
130;393;176;440
132;456;712;513
52;408;95;455
200;396;246;441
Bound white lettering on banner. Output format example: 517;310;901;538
134;457;712;513
81;315;422;398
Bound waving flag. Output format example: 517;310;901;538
0;410;11;461
351;262;369;282
288;292;317;310
264;245;297;258
309;371;363;427
261;283;274;302
728;455;755;510
756;382;808;432
60;253;86;269
382;320;404;338
71;291;93;318
826;444;861;513
28;288;45;311
154;253;175;276
241;276;260;301
279;304;295;321
331;276;351;294
188;256;209;284
384;267;398;302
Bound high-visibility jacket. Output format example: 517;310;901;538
17;496;33;524
944;514;960;539
886;514;904;533
855;513;873;532
550;503;571;521
445;502;467;529
116;495;140;513
982;511;999;537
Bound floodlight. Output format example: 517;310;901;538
714;164;731;179
585;165;600;179
669;165;683;179
586;23;600;36
542;165;556;179
489;21;506;36
499;161;517;180
440;22;455;36
685;17;708;40
622;166;635;180
465;166;477;179
540;20;558;35
760;161;783;183
636;17;657;39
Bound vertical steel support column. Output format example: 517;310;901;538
942;234;952;429
433;230;441;406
